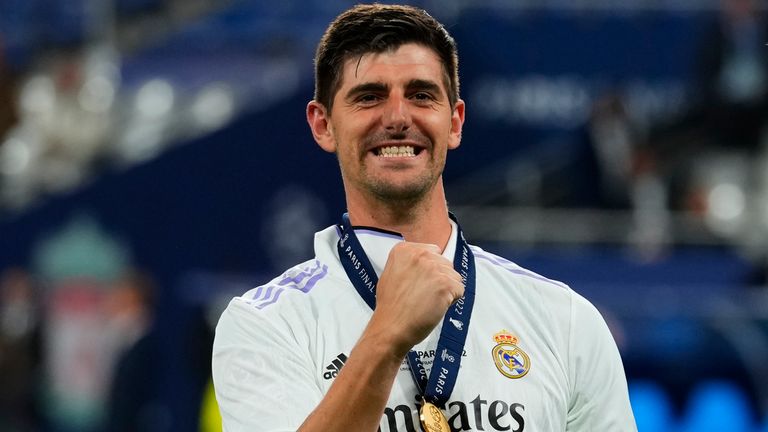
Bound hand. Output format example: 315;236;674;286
366;242;465;357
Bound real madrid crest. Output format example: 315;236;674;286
492;330;531;379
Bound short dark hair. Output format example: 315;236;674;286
313;4;459;111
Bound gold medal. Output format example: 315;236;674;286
419;400;450;432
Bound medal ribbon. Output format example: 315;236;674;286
337;212;476;408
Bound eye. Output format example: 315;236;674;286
411;92;435;103
356;94;381;105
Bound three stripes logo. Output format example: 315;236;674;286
323;353;348;380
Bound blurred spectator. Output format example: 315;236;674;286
646;0;768;211
695;0;767;149
0;267;42;432
32;213;134;431
105;273;216;432
572;91;637;209
104;270;161;432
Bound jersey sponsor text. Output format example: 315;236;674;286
379;395;525;432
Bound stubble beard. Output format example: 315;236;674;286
364;162;438;205
358;130;442;205
337;148;444;216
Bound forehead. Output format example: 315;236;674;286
337;43;447;92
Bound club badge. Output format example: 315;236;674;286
492;330;530;379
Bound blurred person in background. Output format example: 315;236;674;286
572;91;638;210
213;4;635;432
646;0;768;211
0;267;43;432
693;0;767;151
105;269;215;432
104;269;159;432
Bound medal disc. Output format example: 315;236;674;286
419;401;450;432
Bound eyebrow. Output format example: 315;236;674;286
344;79;444;101
406;79;442;96
345;82;389;101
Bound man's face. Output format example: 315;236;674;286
316;43;464;204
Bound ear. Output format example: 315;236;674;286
307;101;336;153
448;99;465;150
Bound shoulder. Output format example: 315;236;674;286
470;244;571;293
213;255;350;361
226;225;348;315
469;245;602;331
214;259;325;340
471;246;613;331
215;225;351;339
224;260;351;327
237;259;332;310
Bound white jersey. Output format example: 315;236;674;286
212;223;636;432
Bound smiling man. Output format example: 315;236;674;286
212;4;637;432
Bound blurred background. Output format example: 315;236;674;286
1;0;767;431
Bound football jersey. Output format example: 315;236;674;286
212;222;637;431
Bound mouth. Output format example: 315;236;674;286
374;145;420;157
369;138;428;158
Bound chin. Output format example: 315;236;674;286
368;178;435;203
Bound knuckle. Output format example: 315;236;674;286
415;249;434;264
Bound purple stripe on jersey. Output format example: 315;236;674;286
354;229;404;241
278;260;321;286
472;250;568;290
251;284;278;304
245;285;276;306
261;285;275;301
299;264;328;292
255;287;285;309
250;285;265;301
251;263;320;303
252;264;329;310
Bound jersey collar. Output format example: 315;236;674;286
352;219;458;277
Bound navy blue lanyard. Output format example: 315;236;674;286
337;213;476;408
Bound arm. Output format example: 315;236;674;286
298;242;464;432
565;293;637;431
297;318;406;430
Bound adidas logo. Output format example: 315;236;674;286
323;353;348;380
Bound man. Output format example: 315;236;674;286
212;4;636;431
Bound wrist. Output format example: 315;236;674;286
358;319;412;364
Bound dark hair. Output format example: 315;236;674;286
313;4;459;111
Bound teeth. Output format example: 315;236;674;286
377;146;416;157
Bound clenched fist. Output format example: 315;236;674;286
366;242;465;358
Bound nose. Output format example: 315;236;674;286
382;95;411;133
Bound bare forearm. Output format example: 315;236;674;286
299;243;464;431
298;327;406;432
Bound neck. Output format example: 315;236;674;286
346;181;452;251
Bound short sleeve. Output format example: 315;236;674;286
212;298;324;432
565;293;637;431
